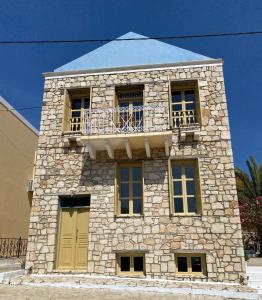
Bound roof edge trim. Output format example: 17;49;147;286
0;96;39;136
44;59;223;78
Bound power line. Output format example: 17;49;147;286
0;30;262;44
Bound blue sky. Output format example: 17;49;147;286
0;0;261;169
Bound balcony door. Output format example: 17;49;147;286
57;197;90;270
116;87;144;133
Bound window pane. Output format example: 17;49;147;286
72;99;81;109
174;197;184;213
120;168;129;182
133;101;143;107
134;257;144;272
185;90;195;102
133;198;142;214
132;167;142;181
187;197;197;213
120;183;129;197
186;181;195;195
173;104;182;111
120;257;130;271
173;181;182;195
133;182;142;197
185;165;194;178
172;91;181;103
72;111;81;118
172;165;181;179
121;199;129;214
177;257;188;272
84;98;90;109
186;102;195;111
191;257;202;272
119;102;129;108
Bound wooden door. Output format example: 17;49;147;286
57;207;89;270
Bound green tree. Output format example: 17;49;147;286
235;156;262;255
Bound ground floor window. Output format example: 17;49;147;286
175;253;206;276
116;253;145;275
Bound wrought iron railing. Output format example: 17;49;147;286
0;237;27;258
172;109;196;128
69;104;170;135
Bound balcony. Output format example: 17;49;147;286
64;104;173;159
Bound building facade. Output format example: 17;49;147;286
0;96;38;239
26;32;246;283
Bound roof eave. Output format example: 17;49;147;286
0;96;39;136
44;58;223;78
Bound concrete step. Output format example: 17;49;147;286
3;274;259;300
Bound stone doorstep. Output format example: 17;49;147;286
2;275;259;300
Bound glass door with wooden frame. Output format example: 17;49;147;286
117;90;143;133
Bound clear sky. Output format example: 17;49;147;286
0;0;261;170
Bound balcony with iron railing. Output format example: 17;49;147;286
64;105;199;159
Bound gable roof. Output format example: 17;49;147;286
0;96;38;135
54;32;212;72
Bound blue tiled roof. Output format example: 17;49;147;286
55;32;212;72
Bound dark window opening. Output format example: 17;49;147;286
134;256;144;272
120;257;130;272
191;257;202;272
177;257;188;272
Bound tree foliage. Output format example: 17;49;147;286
235;156;262;254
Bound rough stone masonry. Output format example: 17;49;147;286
25;61;246;284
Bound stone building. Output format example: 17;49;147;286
26;32;246;283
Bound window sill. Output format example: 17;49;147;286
115;214;144;218
175;273;207;279
116;274;146;278
170;213;202;217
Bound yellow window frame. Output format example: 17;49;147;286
169;81;202;127
169;159;202;215
175;253;207;276
116;253;145;276
70;94;90;132
116;163;144;216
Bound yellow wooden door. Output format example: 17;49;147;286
74;208;89;269
57;207;89;270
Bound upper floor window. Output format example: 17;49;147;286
170;160;201;215
116;163;143;216
171;81;200;128
116;85;144;133
62;89;90;132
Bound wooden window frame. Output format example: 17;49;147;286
115;86;144;130
62;88;91;133
116;253;145;276
115;163;144;216
169;159;202;215
169;80;202;128
175;253;207;276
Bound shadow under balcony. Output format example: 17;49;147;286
63;104;173;159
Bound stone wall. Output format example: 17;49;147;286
26;62;246;283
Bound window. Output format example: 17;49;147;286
170;160;201;214
116;86;144;133
116;164;143;215
63;89;90;132
170;81;200;128
117;253;145;275
175;253;206;276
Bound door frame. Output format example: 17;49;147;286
55;195;90;270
